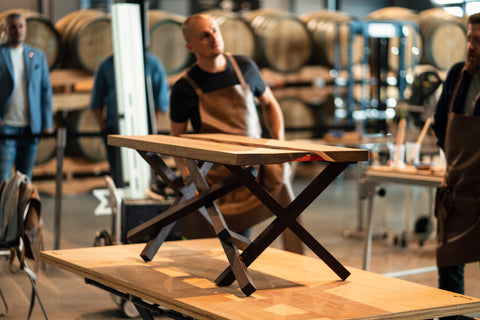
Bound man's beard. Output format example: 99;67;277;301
466;53;480;74
9;38;24;46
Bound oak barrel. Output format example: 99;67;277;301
0;8;63;69
417;10;467;70
65;109;106;162
244;9;312;73
301;10;362;69
148;10;192;75
55;9;112;74
419;8;467;31
278;97;317;140
35;120;57;165
205;9;259;60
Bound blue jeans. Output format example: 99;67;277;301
0;125;39;183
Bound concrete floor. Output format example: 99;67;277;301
1;162;479;319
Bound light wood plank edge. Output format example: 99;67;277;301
182;133;369;163
39;251;222;320
108;135;308;165
378;305;480;320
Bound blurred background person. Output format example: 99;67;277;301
0;12;53;183
90;53;169;187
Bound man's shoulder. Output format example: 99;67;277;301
24;44;46;57
444;62;465;83
146;53;160;63
98;55;114;67
95;56;115;76
450;62;465;73
0;44;7;58
230;54;250;62
146;53;164;68
230;54;255;68
172;76;192;93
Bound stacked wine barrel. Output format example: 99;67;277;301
55;9;112;74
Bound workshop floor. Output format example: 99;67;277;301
1;162;479;319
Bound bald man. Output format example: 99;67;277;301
169;14;302;253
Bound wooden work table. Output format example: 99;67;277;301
360;165;445;271
40;239;480;320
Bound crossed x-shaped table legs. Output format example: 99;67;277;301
127;151;351;296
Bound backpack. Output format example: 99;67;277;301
0;171;43;273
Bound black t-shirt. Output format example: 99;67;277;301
170;54;266;132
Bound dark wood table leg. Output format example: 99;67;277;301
216;162;351;287
126;174;245;242
140;221;178;262
129;154;252;263
186;160;256;296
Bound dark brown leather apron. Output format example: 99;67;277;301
180;54;294;240
435;69;480;267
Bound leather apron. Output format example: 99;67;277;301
180;54;293;239
435;69;480;267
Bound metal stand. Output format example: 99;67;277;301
332;20;420;130
53;127;66;250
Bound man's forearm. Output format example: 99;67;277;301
259;88;285;140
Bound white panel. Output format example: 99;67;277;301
111;3;150;199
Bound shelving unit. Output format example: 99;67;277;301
332;19;420;133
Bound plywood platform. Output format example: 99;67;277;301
41;239;480;320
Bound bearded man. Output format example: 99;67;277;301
0;12;53;182
432;12;480;320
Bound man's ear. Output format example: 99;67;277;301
186;42;193;53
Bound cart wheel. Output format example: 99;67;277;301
400;232;409;248
121;299;140;318
111;294;123;307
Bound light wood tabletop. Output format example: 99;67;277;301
107;133;368;164
41;239;480;320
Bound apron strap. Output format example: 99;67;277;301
225;53;248;90
183;71;204;98
448;67;466;114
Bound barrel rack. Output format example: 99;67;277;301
332;19;420;132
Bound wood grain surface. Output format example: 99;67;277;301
184;133;369;162
108;134;368;164
41;239;480;320
109;134;310;165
